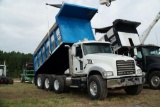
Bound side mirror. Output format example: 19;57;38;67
71;46;76;56
134;48;138;56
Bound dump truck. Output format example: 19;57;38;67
20;63;34;83
33;3;143;100
96;19;160;89
0;61;13;84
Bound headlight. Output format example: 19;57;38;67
142;72;146;77
103;71;113;77
137;69;142;74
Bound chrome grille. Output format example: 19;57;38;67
116;60;135;76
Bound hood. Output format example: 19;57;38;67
85;53;134;61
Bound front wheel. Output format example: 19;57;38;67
88;75;108;100
31;77;34;84
148;71;160;89
20;75;25;83
124;84;143;95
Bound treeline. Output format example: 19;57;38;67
0;50;33;78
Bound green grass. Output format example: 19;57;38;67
0;82;160;107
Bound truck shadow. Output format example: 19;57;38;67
143;86;151;89
142;84;153;90
65;88;130;100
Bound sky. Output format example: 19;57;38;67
0;0;160;53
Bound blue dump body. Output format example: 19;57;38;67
33;3;97;76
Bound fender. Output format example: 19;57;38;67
146;63;160;77
88;63;113;78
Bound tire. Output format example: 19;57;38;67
9;78;14;84
44;75;54;91
62;75;70;92
36;74;45;89
31;77;34;84
88;75;108;100
124;84;143;95
20;75;25;83
5;77;9;84
148;71;160;89
53;76;64;94
8;77;13;84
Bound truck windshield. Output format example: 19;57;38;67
83;43;112;55
142;47;160;56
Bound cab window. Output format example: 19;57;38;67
76;45;82;58
137;51;142;58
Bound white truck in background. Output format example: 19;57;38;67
0;61;13;84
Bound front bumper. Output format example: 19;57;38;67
25;77;34;82
107;76;143;88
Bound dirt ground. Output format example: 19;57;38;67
0;79;160;107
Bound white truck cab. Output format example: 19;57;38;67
63;40;143;100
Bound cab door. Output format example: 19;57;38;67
73;45;84;74
136;47;145;71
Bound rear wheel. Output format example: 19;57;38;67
53;76;64;93
44;75;54;91
124;84;143;95
88;75;108;100
37;74;45;89
9;78;14;84
8;77;13;84
148;71;160;89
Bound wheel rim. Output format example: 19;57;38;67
54;79;59;90
90;81;98;96
21;77;23;82
31;78;34;84
37;77;41;87
45;78;50;89
151;76;160;87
